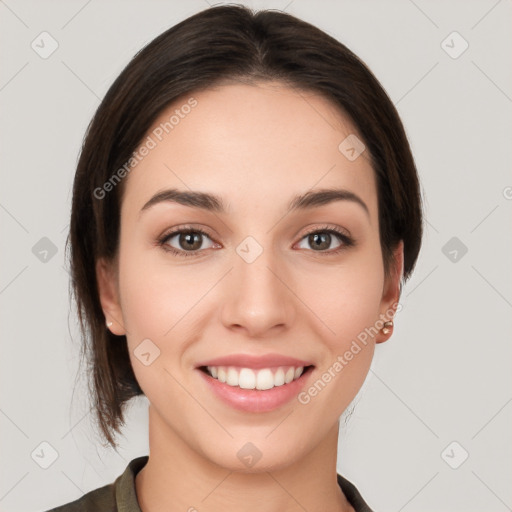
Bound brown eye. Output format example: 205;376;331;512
307;232;333;251
160;229;215;255
296;229;351;252
177;232;203;251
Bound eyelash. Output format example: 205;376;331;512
157;224;355;258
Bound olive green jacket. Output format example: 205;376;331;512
45;456;374;511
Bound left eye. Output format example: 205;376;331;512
296;230;345;252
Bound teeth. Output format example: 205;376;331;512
205;365;306;390
239;368;256;389
274;368;285;386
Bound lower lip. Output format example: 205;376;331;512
197;367;314;413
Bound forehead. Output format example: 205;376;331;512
121;82;377;221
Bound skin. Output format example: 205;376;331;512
97;81;403;512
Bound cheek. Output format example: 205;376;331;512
118;242;199;338
117;247;199;398
295;256;383;412
299;247;385;346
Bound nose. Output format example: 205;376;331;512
220;242;296;338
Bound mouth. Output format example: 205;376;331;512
198;364;315;390
196;364;315;413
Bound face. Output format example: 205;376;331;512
97;81;402;471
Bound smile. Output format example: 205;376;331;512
196;364;315;413
201;365;309;390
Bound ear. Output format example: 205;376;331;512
375;240;403;344
96;257;126;336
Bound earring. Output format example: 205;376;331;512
106;320;113;328
381;321;393;335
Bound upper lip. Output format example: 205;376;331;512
196;353;314;370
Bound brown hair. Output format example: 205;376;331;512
66;4;423;448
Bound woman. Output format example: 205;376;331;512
49;4;422;511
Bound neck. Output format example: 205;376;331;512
135;407;354;512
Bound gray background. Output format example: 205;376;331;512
1;0;511;511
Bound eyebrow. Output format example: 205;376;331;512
139;187;370;219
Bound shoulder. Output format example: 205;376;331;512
43;482;115;511
43;455;149;512
337;473;375;512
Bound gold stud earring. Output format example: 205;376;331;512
382;321;393;335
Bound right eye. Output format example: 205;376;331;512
158;228;217;257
